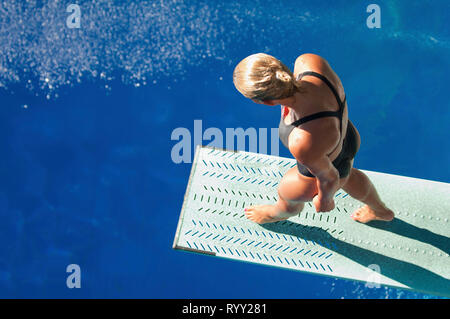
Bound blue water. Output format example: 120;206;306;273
0;0;449;298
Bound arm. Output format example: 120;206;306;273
307;155;340;200
289;125;340;211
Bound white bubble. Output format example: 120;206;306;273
0;0;232;97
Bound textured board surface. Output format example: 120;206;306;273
173;146;450;297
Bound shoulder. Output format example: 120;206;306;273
294;54;336;83
294;53;344;99
294;53;330;72
295;53;326;63
287;121;340;163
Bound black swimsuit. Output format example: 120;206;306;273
278;71;358;179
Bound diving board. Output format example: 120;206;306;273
173;145;450;297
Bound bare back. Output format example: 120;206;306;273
286;53;349;162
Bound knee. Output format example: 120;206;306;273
277;189;306;213
278;176;316;202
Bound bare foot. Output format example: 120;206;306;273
244;205;296;224
351;204;394;223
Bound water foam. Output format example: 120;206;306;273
0;0;234;97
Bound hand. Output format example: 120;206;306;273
312;194;335;212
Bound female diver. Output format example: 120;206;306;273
233;53;394;224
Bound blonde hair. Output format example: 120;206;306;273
233;53;303;101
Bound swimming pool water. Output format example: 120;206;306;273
0;0;448;298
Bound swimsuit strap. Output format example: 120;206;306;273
290;110;342;127
297;71;345;108
290;71;346;127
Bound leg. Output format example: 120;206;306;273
245;166;317;224
244;193;304;224
342;166;394;223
